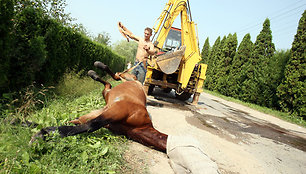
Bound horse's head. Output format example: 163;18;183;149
115;72;137;82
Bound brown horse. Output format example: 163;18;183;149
31;61;168;152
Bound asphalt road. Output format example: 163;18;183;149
144;88;306;174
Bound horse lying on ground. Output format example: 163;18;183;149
31;61;168;152
30;61;219;174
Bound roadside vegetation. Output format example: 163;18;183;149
0;73;133;173
0;1;137;173
201;11;305;121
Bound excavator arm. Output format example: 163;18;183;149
152;0;202;89
153;0;198;52
144;0;207;104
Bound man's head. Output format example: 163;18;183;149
144;27;152;40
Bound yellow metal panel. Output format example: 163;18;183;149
200;63;207;79
195;63;207;93
145;67;154;83
178;11;201;88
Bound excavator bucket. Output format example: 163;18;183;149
156;46;186;74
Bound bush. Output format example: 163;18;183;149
2;2;125;96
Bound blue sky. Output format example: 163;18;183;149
65;0;305;50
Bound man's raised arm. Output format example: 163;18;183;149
118;22;140;42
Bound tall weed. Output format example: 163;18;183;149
1;83;54;124
55;70;101;98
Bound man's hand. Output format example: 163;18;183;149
143;45;150;51
118;22;130;42
122;30;131;37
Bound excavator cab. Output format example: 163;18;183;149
160;27;181;53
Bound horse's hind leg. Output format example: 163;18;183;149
69;108;105;125
94;61;121;80
88;70;111;98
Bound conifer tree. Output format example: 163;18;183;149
240;18;275;105
277;11;306;118
216;33;238;95
257;18;276;106
227;33;253;98
253;18;275;65
204;37;220;90
268;50;290;108
210;36;227;91
201;37;210;63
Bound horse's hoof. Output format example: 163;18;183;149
94;61;107;70
29;127;57;145
88;70;100;81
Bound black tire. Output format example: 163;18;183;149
162;88;172;93
148;85;154;95
175;92;192;101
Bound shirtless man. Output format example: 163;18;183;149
120;23;156;84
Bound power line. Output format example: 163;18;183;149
270;9;304;24
237;6;304;34
269;4;306;21
269;0;305;17
251;0;304;24
237;1;305;34
273;23;299;35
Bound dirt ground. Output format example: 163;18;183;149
125;89;306;174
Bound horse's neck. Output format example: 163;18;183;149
131;125;168;152
107;123;168;153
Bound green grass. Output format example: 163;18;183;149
0;72;130;174
203;89;306;127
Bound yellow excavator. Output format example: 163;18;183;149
144;0;207;104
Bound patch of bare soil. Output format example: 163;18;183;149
123;141;173;174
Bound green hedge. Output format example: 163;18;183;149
0;2;125;94
0;0;14;92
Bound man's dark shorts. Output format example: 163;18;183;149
131;61;147;84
